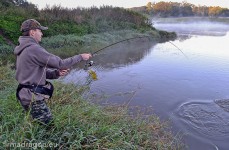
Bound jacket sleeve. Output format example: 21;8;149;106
31;45;83;69
46;69;59;79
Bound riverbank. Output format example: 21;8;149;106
0;61;184;149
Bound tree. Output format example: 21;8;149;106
0;0;14;7
180;1;194;16
192;5;208;16
169;2;181;16
220;8;229;17
208;6;223;17
146;2;153;12
152;1;172;17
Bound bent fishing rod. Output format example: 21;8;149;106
84;35;151;69
92;36;150;56
84;35;187;69
168;41;188;59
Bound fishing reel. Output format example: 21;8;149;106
84;60;94;70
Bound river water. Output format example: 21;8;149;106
64;18;229;149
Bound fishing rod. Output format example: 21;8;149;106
92;36;151;56
84;35;188;69
84;35;151;69
168;41;188;59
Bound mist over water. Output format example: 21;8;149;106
153;17;229;36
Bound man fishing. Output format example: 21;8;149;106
14;19;92;125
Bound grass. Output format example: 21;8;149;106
0;65;184;149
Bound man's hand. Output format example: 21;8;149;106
59;69;70;76
80;53;92;60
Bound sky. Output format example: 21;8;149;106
27;0;229;9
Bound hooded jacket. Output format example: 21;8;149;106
14;36;82;86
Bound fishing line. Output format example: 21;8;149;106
168;41;188;59
76;35;189;102
92;36;151;56
84;36;187;69
91;36;187;59
84;35;151;69
83;35;187;82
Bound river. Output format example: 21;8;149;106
64;17;229;150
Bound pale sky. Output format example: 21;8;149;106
27;0;229;9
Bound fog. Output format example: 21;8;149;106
153;20;229;36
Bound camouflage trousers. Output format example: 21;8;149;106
30;99;53;125
16;82;54;125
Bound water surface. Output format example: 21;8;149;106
64;18;229;150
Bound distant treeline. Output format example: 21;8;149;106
130;1;229;17
0;0;153;45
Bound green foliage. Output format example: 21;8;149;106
0;3;155;44
0;44;15;65
158;30;177;42
0;65;16;92
44;21;91;36
0;35;6;44
0;0;14;8
0;15;23;44
0;0;39;44
39;5;153;36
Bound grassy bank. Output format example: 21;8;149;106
0;65;184;149
41;30;168;57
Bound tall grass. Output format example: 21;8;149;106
0;65;184;149
0;44;15;65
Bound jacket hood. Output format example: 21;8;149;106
14;36;37;55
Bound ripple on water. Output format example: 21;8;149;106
176;100;229;138
215;99;229;112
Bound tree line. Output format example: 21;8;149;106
134;1;229;17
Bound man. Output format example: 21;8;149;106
14;19;92;125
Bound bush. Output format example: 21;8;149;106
0;44;15;65
158;30;177;42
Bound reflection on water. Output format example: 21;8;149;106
177;101;229;138
89;37;155;70
63;18;229;149
215;99;229;112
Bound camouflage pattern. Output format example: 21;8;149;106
20;19;48;32
30;99;53;125
17;82;54;125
